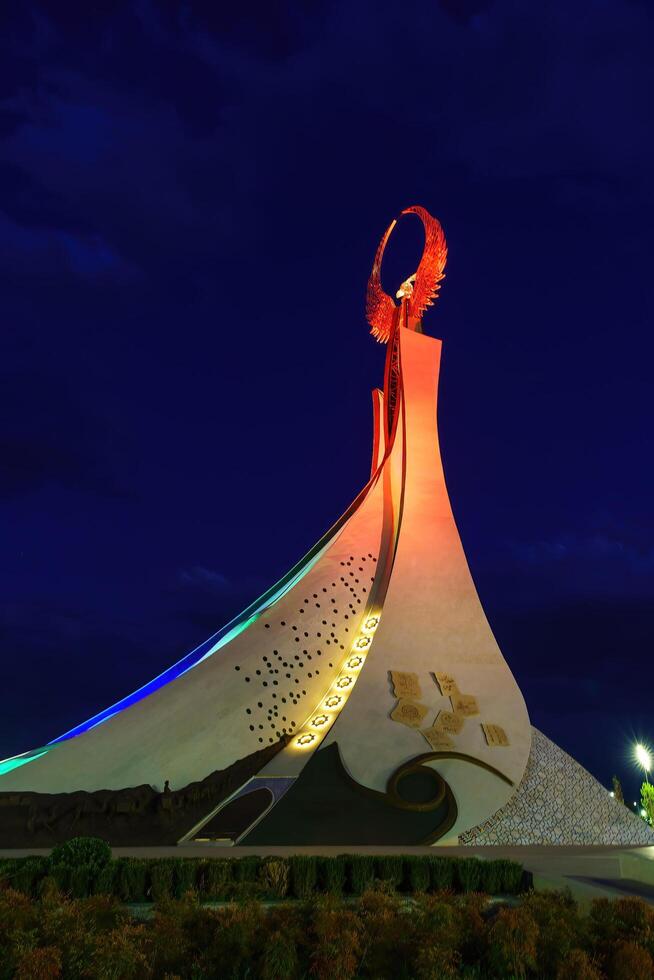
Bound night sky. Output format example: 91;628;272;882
2;2;653;803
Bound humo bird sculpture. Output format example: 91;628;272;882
365;204;448;344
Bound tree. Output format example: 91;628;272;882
640;782;654;826
612;775;625;804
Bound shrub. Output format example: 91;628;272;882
90;922;151;979
37;875;61;902
114;858;148;903
457;892;489;964
0;857;14;889
174;859;198;898
557;948;603;979
608;940;654;979
233;856;261;884
429;857;455;893
358;888;408;976
0;886;40;973
479;859;502;894
376;855;403;891
260;859;289;899
15;946;63;980
412;895;463;980
505;859;526;893
200;859;232;900
492;858;525;893
205;900;265;976
456;857;483;893
50;836;111;877
49;864;71;895
487;906;539;978
309;896;363;980
260;927;299;979
68;865;92;899
93;860;118;897
319;856;347;896
290;856;317;899
405;856;430;893
10;856;49;897
522;889;583;975
589;896;654;963
150;859;176;903
348;855;375;896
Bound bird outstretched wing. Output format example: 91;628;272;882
365;218;397;344
401;205;448;321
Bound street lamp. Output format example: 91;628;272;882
635;743;651;784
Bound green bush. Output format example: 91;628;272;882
174;858;199;897
260;859;290;899
0;857;14;888
93;860;118;896
405;856;430;893
479;859;502;894
68;865;92;899
50;836;111;876
233;855;261;883
200;859;232;900
429;856;455;893
9;856;49;897
50;863;71;894
290;856;317;898
150;859;176;902
498;858;524;893
115;858;149;902
376;855;403;891
456;857;483;893
0;852;526;905
319;855;347;896
348;855;375;895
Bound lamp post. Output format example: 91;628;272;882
635;743;651;785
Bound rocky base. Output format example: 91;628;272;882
0;739;286;846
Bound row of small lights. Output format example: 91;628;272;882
293;613;381;750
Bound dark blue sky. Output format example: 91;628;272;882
1;1;653;801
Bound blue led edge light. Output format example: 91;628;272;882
47;493;368;745
42;469;380;749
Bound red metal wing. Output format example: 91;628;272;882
366;218;397;344
401;205;448;321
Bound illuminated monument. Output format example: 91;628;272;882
1;206;651;847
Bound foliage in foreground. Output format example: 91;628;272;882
0;843;526;902
1;882;654;978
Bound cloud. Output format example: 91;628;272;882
508;523;654;576
178;565;231;593
0;209;132;281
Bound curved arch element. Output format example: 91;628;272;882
365;205;447;343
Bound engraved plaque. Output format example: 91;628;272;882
434;672;458;697
390;699;429;728
482;723;509;747
390;671;422;699
434;709;464;735
422;726;454;750
450;692;479;717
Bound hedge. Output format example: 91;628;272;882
0;839;527;902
